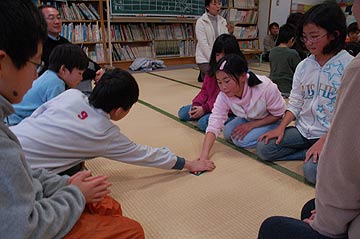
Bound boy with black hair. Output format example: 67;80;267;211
345;22;360;56
6;44;88;125
0;1;141;238
11;68;216;175
269;24;301;96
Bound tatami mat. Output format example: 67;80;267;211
86;104;314;239
149;68;202;88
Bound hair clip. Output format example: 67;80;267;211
219;60;227;70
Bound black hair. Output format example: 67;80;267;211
0;0;47;69
48;44;88;73
276;24;296;45
348;22;359;34
286;12;304;28
38;4;57;11
89;68;139;113
205;0;220;12
208;34;245;77
296;1;346;55
269;22;279;30
216;54;261;87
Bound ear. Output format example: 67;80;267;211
0;50;7;78
331;31;339;40
239;72;247;83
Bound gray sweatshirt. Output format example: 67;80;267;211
0;96;85;239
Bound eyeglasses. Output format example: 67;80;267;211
28;60;45;74
45;15;61;21
300;33;328;44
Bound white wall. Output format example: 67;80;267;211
269;0;292;26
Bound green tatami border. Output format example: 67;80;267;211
138;99;311;186
147;72;202;89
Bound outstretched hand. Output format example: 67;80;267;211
185;158;216;174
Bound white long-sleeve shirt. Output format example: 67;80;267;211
10;89;184;173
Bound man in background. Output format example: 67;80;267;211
39;5;103;95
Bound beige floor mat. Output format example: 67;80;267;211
87;104;314;239
149;68;202;87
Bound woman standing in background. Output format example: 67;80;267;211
195;0;233;82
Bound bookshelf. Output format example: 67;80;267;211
220;0;260;51
38;0;108;64
39;0;199;68
105;17;197;69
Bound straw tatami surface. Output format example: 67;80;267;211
86;63;313;238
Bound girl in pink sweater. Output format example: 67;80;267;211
198;54;286;161
178;34;243;131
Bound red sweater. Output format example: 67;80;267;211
192;74;220;113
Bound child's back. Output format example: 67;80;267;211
269;24;301;96
6;44;88;126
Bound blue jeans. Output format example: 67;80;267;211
256;126;319;184
178;104;235;132
178;104;210;132
223;117;280;148
258;216;343;239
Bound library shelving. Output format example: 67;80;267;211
105;17;197;69
221;0;260;51
38;0;108;64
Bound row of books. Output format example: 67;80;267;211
154;24;194;40
239;40;259;49
233;26;258;39
231;0;257;9
228;9;258;24
61;22;102;43
82;44;105;62
106;24;152;42
155;40;195;57
106;23;194;42
112;43;154;61
41;1;100;21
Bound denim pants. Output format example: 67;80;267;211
258;216;343;239
223;117;280;148
258;199;346;239
178;104;210;132
178;104;235;132
256;126;319;184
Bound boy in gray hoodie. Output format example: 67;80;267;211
0;1;143;238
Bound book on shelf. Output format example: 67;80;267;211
61;22;102;43
95;43;105;62
43;2;100;21
233;25;258;39
232;0;256;8
228;9;258;24
111;43;154;61
239;40;259;49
